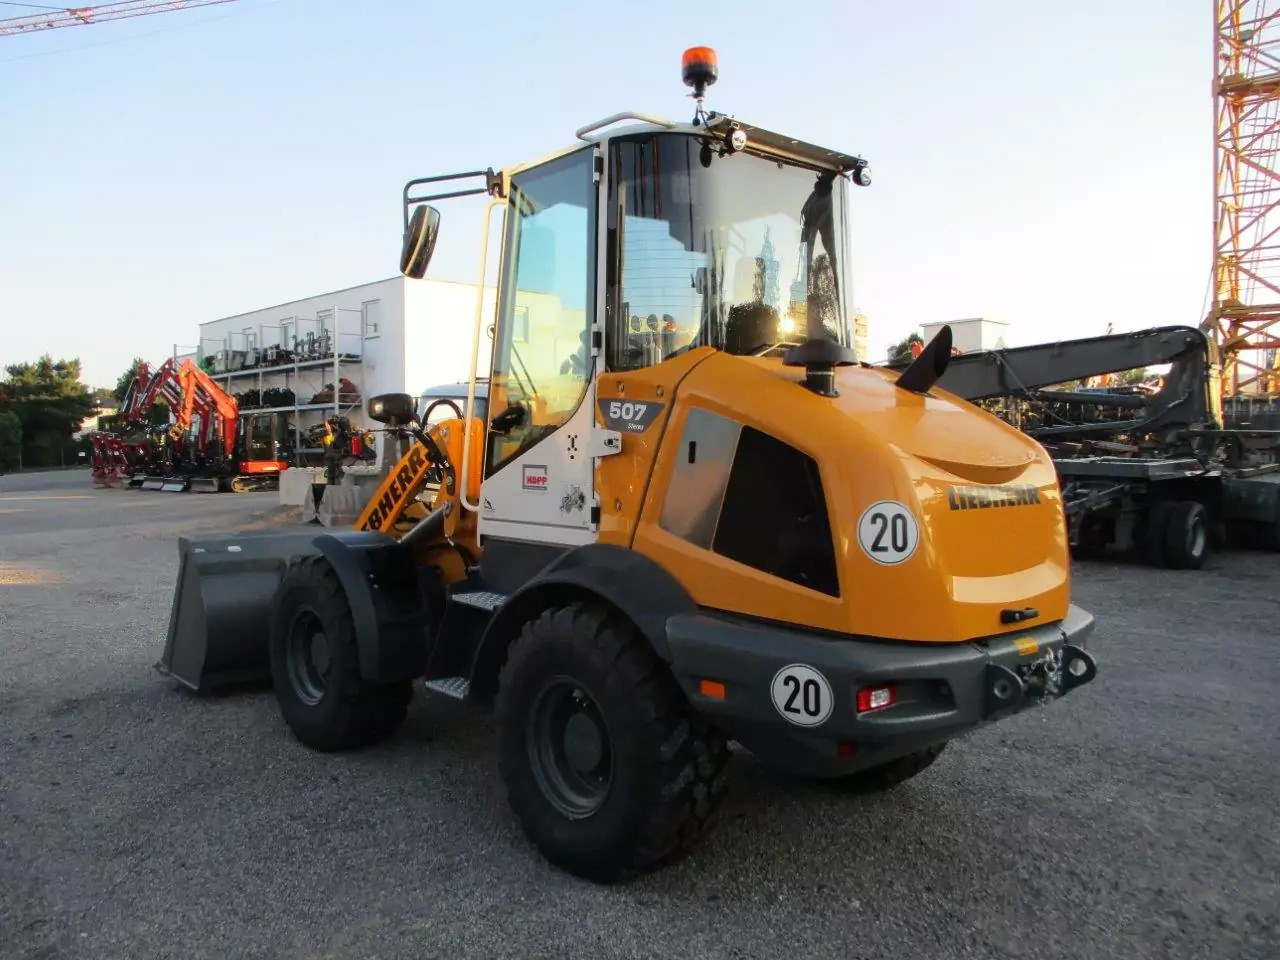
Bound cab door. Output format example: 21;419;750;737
476;145;603;548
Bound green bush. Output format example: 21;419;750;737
0;410;21;471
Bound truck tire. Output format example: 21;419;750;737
268;555;412;751
1162;500;1209;570
495;601;731;884
826;743;947;793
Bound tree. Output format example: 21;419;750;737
0;356;94;468
888;332;924;365
0;410;21;472
1115;366;1152;386
1047;365;1154;392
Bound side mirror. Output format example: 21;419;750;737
400;205;441;279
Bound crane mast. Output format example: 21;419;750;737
1205;0;1280;397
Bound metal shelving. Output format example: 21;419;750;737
189;304;369;466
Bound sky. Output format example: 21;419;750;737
0;0;1211;389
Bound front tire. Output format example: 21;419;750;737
268;555;412;751
495;602;731;884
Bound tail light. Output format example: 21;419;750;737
856;684;897;713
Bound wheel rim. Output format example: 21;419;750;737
527;677;613;819
286;609;331;706
1188;515;1206;557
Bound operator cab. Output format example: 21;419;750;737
398;47;873;556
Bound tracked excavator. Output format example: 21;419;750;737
101;357;288;492
157;49;1099;884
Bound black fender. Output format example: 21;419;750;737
467;543;695;698
312;530;438;682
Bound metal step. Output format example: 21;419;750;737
423;676;471;699
451;590;506;611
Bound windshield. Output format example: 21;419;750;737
606;132;851;371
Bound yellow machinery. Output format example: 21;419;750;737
158;48;1098;884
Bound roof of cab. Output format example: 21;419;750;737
568;111;866;173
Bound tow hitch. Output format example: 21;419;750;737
983;644;1096;717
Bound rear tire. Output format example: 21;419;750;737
825;743;947;793
1162;500;1209;570
268;555;412;751
495;602;731;884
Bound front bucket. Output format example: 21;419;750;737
161;478;189;493
140;477;165;491
189;477;222;494
157;530;324;693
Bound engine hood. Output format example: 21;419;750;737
826;363;1038;484
630;353;1072;644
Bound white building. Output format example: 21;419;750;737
852;309;869;363
180;273;872;468
184;276;495;462
921;316;1009;353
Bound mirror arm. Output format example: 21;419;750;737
402;168;502;230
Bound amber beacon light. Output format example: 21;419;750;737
682;46;719;124
682;46;718;94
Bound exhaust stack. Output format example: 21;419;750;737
896;324;954;395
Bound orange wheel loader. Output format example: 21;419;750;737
156;48;1098;884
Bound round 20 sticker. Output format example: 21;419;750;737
857;500;920;565
770;664;834;727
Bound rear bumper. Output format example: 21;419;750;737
664;604;1097;778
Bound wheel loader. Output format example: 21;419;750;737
157;48;1099;884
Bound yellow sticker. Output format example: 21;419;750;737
1013;636;1039;656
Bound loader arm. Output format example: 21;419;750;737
355;416;486;540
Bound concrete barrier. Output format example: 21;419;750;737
279;467;324;507
317;483;368;527
281;465;383;527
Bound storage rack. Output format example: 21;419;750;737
189;305;369;467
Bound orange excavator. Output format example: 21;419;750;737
96;357;290;492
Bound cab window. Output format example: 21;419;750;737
605;134;845;373
486;148;595;476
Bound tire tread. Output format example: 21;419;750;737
495;600;731;883
269;555;411;752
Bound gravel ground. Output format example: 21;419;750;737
1;469;1277;960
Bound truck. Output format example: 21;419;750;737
157;47;1099;883
910;324;1280;567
